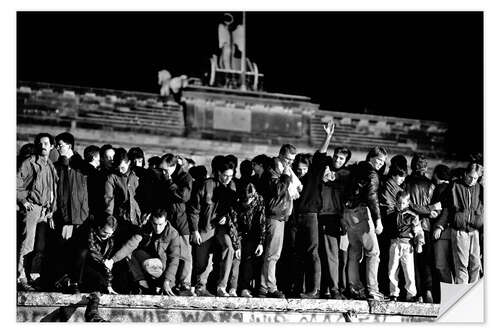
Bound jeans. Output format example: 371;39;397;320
318;214;347;293
215;228;236;289
260;218;285;292
451;229;481;284
291;213;321;293
388;239;416;297
177;235;193;287
345;211;380;294
17;204;49;281
434;231;454;284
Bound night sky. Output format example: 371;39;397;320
17;12;483;158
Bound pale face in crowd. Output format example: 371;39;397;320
97;225;114;241
333;152;348;170
394;174;406;186
295;162;309;178
160;160;177;176
151;216;168;235
464;171;480;187
134;158;144;168
369;154;387;171
104;148;115;161
279;152;296;169
118;159;131;175
37;137;53;158
252;162;264;177
396;195;410;212
218;168;234;186
56;140;72;157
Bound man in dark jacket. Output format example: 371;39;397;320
68;216;119;294
54;132;90;240
405;154;440;303
150;153;194;295
107;209;181;295
187;157;238;297
430;164;454;284
257;143;299;298
104;150;142;227
436;163;483;284
378;155;408;295
17;133;58;291
84;145;106;225
343;147;387;300
288;120;335;299
318;146;351;299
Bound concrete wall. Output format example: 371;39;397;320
17;292;439;323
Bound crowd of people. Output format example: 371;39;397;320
16;120;484;303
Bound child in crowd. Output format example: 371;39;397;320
386;190;425;302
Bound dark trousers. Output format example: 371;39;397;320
291;212;321;293
238;238;261;291
192;236;215;289
414;230;434;295
71;248;109;293
377;232;391;295
318;214;347;294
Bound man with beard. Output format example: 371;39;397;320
17;133;58;291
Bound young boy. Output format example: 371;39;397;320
386;190;425;302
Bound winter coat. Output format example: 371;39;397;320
405;172;435;232
436;180;483;232
54;152;89;225
111;222;180;285
104;170;142;225
346;161;382;221
187;178;237;241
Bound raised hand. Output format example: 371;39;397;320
323;119;335;137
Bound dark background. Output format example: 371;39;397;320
17;12;483;158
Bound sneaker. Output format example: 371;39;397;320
217;287;229;297
347;288;366;300
241;289;253;298
256;289;268;298
177;286;195;297
321;291;331;299
330;289;346;300
17;280;36;292
267;290;285;299
228;288;238;297
423;290;434;304
367;290;387;301
300;290;320;299
389;296;398;302
195;287;215;297
67;282;80;294
404;294;418;302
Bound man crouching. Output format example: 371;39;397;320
106;208;180;295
